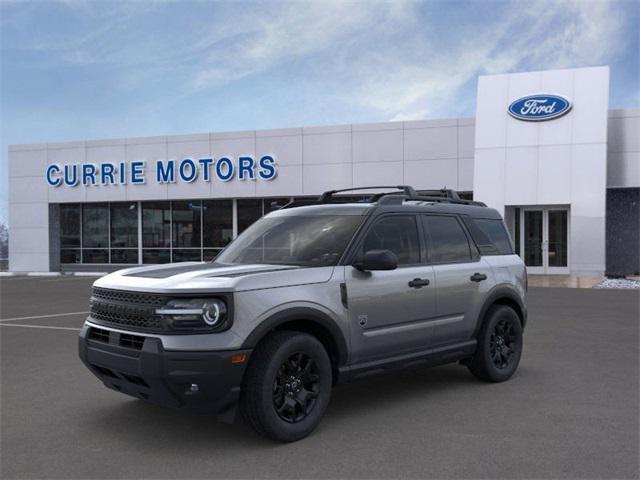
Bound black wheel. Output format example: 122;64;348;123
468;305;523;382
240;331;332;442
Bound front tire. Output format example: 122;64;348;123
468;305;523;382
240;331;332;442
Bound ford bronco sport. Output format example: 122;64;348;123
79;186;527;442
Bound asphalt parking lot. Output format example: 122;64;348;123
1;276;638;479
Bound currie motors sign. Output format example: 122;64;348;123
508;94;572;121
46;155;277;187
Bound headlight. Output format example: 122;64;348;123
156;298;229;331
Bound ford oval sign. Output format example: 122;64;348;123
508;94;572;121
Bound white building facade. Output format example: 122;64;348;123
8;66;640;276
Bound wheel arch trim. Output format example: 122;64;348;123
473;285;527;337
241;307;349;366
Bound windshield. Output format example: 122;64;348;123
215;214;363;267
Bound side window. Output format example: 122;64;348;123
361;216;420;265
423;215;472;263
474;218;514;255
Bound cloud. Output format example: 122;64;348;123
347;0;626;121
3;0;632;121
189;1;414;90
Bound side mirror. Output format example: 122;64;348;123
353;249;398;271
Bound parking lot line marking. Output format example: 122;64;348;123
0;323;80;331
0;311;89;322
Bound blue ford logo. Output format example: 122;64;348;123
508;94;572;121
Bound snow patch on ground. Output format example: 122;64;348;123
593;278;640;289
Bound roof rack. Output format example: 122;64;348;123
319;185;416;203
377;194;486;207
280;185;486;209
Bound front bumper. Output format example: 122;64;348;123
78;322;252;422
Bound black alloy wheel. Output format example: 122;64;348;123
489;318;517;369
468;305;523;382
273;352;321;423
241;330;332;442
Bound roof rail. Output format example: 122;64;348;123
378;194;486;207
319;185;416;203
280;185;486;209
415;189;461;200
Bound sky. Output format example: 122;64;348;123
1;0;638;225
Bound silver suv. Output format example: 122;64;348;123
79;186;527;442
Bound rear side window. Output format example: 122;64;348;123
361;216;420;265
474;218;514;255
422;215;472;263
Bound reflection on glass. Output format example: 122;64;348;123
82;204;109;248
60;204;81;248
111;203;138;248
364;216;420;265
172;201;202;248
60;249;81;263
111;249;138;264
143;249;170;264
217;215;362;266
203;249;222;261
264;197;291;213
172;249;202;262
548;210;568;267
237;199;263;234
423;215;471;263
524;210;543;267
83;249;109;263
143;202;170;248
203;200;232;248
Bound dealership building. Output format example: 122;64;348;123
7;66;640;276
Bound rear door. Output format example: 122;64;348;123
345;214;437;363
421;214;493;347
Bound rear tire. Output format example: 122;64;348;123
240;331;332;442
468;305;523;382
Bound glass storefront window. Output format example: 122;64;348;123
83;249;109;263
172;249;202;262
203;249;222;261
59;197;305;265
60;249;81;263
143;202;171;248
111;203;138;248
60;204;81;248
111;249;138;264
264;197;290;213
82;204;109;248
237;199;263;234
172;201;202;249
203;200;233;248
143;249;170;264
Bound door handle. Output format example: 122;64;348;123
470;273;487;282
408;278;430;288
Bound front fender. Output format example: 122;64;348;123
241;304;349;366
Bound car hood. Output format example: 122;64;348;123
93;262;336;293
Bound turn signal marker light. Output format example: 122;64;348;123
231;354;247;364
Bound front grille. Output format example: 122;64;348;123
92;287;167;307
89;287;167;332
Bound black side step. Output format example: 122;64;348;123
337;340;477;383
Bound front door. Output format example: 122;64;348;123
345;214;437;364
518;208;569;274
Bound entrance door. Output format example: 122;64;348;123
518;208;569;274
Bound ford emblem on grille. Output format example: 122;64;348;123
508;94;572;121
